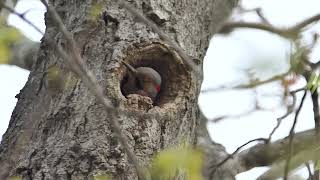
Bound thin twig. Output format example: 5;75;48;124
219;22;288;37
314;166;320;180
201;71;289;93
0;2;44;35
117;0;202;77
220;13;320;39
268;94;296;141
291;87;307;94
303;71;320;129
268;88;305;141
311;89;320;131
309;73;320;179
209;109;257;123
305;162;313;180
255;8;271;25
311;59;320;70
283;90;307;180
210;138;268;177
291;14;320;32
39;1;146;179
237;7;271;25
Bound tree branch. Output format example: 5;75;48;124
305;162;313;180
219;13;320;39
311;89;320;130
0;2;42;71
0;0;16;19
210;138;268;177
220;22;288;37
308;72;320;179
237;128;320;173
201;71;289;93
284;90;307;180
291;14;320;32
268;89;299;141
0;2;44;35
197;111;240;179
236;6;271;25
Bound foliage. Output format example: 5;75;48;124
307;72;320;93
289;45;308;74
315;161;320;171
150;145;203;180
260;144;320;179
0;20;22;64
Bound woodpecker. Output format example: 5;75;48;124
121;60;161;101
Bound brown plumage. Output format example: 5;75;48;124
121;60;161;101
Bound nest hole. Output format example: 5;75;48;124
119;43;191;107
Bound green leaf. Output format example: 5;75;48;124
307;72;320;94
151;145;203;180
0;43;10;64
0;26;21;43
0;24;22;64
307;72;316;89
315;161;320;171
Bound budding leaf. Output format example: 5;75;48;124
307;72;320;94
0;24;21;64
151;145;203;180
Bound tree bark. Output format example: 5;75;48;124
0;0;236;179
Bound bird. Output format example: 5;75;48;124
121;60;161;101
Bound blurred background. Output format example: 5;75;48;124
1;0;320;179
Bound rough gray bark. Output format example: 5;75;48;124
0;0;236;179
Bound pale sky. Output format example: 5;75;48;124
1;0;320;179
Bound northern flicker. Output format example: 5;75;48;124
121;60;161;101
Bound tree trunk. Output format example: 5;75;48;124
0;0;236;179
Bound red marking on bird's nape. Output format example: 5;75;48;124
155;85;161;92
